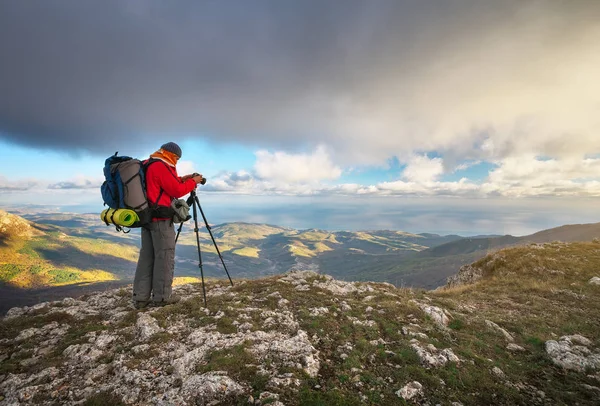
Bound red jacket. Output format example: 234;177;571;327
145;159;196;218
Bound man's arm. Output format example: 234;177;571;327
156;164;197;199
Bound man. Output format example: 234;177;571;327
132;142;204;309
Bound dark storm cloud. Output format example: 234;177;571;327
0;1;598;159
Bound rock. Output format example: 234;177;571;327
5;306;27;320
446;264;484;287
251;330;320;378
412;301;450;328
589;277;600;285
259;391;280;401
173;347;209;378
411;340;460;368
238;322;254;333
507;344;526;352
492;366;505;379
485;320;515;342
136;313;162;341
309;307;330;317
396;381;423;400
561;334;592;346
178;372;244;404
63;344;104;363
440;349;460;363
15;327;39;341
94;332;118;349
312;279;361;296
261;310;299;333
545;335;600;372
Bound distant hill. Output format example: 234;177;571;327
522;222;600;243
378;222;600;289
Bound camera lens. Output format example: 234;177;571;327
200;178;207;185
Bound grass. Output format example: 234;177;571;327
0;264;23;281
231;247;260;258
48;268;80;283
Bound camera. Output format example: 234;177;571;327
192;173;207;185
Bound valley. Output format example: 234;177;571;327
2;208;600;313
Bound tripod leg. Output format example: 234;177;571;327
194;194;234;287
191;193;208;307
175;221;184;244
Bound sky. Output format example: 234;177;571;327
1;1;599;236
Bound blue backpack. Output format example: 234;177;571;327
101;152;155;229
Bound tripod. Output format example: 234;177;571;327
175;189;233;307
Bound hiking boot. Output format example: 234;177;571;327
151;295;181;307
134;300;150;309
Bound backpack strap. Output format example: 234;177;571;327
143;158;165;209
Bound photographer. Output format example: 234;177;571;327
132;142;204;309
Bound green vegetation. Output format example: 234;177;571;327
48;269;80;283
0;264;23;281
83;392;127;406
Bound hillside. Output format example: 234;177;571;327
1;241;599;405
4;209;600;313
374;222;600;289
0;210;135;289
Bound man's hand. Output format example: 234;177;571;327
192;174;204;184
181;174;194;181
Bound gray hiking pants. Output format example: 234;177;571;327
133;220;176;302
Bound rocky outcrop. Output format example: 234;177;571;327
446;263;484;288
396;381;423;400
410;339;460;368
411;301;451;328
545;335;600;372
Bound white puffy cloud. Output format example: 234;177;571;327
402;155;444;183
254;146;342;183
481;156;600;197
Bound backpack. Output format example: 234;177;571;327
101;152;164;231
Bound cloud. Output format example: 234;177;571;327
0;0;598;167
203;170;257;193
176;160;196;177
48;177;103;190
0;176;37;191
402;155;444;183
481;156;600;197
254;146;342;183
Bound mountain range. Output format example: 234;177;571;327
1;208;600;313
